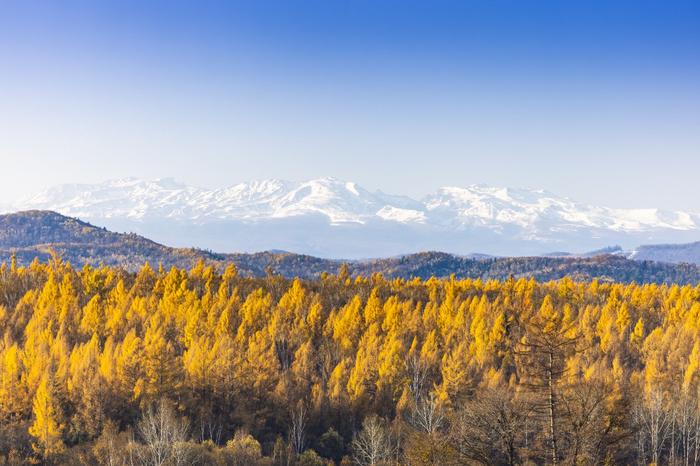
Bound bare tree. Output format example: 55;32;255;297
409;392;445;435
634;388;672;466
558;379;624;465
674;391;698;466
406;356;430;401
639;385;700;466
135;399;190;466
352;416;393;466
450;387;531;466
197;416;222;445
290;403;307;455
92;420;133;466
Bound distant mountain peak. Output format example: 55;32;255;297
5;177;700;258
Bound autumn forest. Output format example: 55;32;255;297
0;256;699;465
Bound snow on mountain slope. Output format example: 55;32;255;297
630;241;700;264
14;177;424;225
18;177;202;221
423;185;699;233
8;177;700;258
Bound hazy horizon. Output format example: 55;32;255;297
1;1;699;210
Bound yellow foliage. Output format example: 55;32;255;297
29;375;65;460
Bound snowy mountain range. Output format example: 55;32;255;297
6;177;700;258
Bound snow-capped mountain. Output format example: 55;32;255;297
7;177;700;258
422;185;698;234
16;177;423;224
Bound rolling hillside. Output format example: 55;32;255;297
0;210;222;270
2;210;700;284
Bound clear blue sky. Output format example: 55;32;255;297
1;0;698;209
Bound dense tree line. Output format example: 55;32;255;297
351;252;700;284
0;256;699;465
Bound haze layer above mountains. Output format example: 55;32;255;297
5;177;700;259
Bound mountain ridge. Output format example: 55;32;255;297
6;177;700;258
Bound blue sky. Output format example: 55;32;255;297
1;0;699;209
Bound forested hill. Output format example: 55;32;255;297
0;210;223;270
632;241;700;264
349;251;700;284
2;210;700;284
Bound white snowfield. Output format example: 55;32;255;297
8;177;700;258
